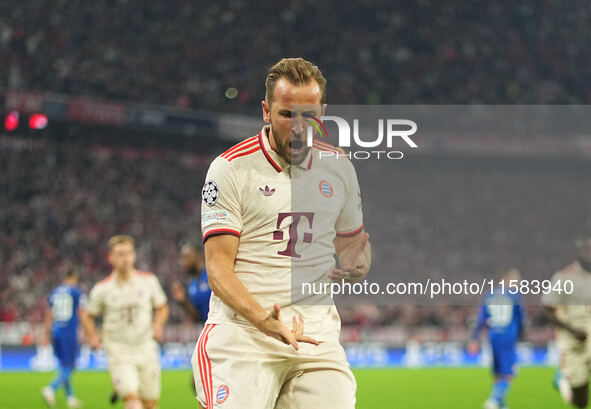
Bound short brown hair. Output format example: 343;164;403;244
265;58;326;105
108;234;135;251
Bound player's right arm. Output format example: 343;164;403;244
79;310;101;349
205;234;318;350
543;306;587;342
80;284;103;349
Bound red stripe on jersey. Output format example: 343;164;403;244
314;139;338;150
197;324;215;408
558;262;579;275
313;140;340;151
306;150;313;169
204;325;214;408
196;326;208;406
203;228;241;242
313;144;340;153
96;274;114;286
259;132;282;172
221;136;258;158
222;139;259;160
336;224;364;237
227;146;261;162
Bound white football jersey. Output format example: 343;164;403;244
87;270;168;345
201;125;364;335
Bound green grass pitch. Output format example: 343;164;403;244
0;367;570;408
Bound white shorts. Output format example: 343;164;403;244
560;343;591;388
191;323;356;409
104;340;161;400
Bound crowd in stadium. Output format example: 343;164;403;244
2;138;589;331
0;140;205;324
2;0;591;113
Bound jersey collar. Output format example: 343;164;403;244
259;125;313;173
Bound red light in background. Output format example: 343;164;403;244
5;111;19;131
29;113;48;130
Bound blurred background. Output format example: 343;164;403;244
1;1;590;406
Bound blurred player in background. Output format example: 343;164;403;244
171;243;211;323
40;267;88;408
192;58;370;409
470;267;524;409
170;243;211;395
543;238;591;409
81;235;169;409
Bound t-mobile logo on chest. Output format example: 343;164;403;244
273;212;314;258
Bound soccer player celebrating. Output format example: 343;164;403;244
81;235;169;409
40;267;88;408
470;268;524;409
543;238;591;409
192;58;371;408
171;243;211;323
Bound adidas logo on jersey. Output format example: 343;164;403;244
259;185;275;196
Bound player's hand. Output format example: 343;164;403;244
291;314;320;346
330;232;370;282
152;323;164;342
571;328;587;342
171;281;186;303
88;333;101;350
467;340;480;355
256;304;319;350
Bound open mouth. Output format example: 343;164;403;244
289;140;304;154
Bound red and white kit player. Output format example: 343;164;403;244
192;58;371;409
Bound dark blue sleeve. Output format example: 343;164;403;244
514;295;524;336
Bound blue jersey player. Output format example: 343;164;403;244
470;268;524;409
171;244;211;323
41;268;87;409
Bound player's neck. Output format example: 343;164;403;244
115;268;134;282
63;278;76;286
268;127;279;153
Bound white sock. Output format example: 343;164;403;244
557;376;573;404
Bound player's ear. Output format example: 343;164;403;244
262;100;271;123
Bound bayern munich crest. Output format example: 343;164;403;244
318;180;333;198
216;384;229;404
202;180;219;206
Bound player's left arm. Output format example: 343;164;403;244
330;160;371;282
171;281;201;322
152;304;169;342
331;232;371;282
151;276;169;342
